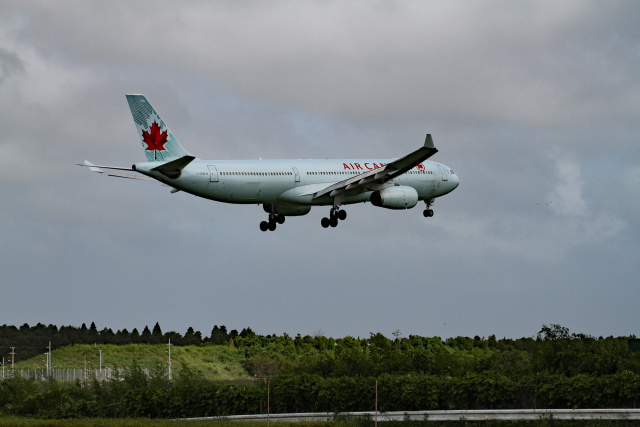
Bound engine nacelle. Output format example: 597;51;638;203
370;186;419;210
263;203;311;216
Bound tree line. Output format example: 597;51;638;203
2;323;639;380
0;322;255;363
2;324;640;418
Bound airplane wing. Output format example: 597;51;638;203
313;134;438;200
77;161;157;182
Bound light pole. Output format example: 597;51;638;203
167;339;172;381
253;376;271;426
375;378;378;427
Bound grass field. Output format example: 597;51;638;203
11;344;249;381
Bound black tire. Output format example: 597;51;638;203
268;221;277;231
338;210;347;221
329;217;338;227
260;221;269;232
321;217;330;228
428;209;434;217
423;209;429;217
277;214;285;224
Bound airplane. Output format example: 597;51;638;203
79;94;459;231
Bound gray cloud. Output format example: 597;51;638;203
0;47;24;86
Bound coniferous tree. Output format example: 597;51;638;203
165;331;183;345
89;322;98;342
210;325;229;345
240;327;255;338
183;327;203;345
141;326;152;343
100;327;115;344
131;328;140;343
151;322;162;343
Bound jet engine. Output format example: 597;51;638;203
370;186;419;210
263;203;311;216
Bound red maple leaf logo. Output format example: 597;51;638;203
142;122;168;151
417;164;425;170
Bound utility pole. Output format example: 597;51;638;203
375;378;378;427
44;352;49;378
10;347;15;376
99;349;102;371
48;341;52;377
253;376;271;425
166;339;172;381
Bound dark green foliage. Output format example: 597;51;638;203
2;370;640;419
3;323;640;419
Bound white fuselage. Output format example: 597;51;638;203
134;158;459;207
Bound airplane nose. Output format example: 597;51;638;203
451;173;460;190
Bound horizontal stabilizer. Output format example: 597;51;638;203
77;162;134;172
83;160;103;173
78;161;156;182
150;155;196;179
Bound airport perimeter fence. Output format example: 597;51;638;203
0;368;151;382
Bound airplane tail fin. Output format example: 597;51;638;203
126;94;191;162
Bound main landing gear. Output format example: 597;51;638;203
423;199;434;218
260;213;285;232
321;207;347;228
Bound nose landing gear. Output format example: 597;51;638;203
260;213;285;232
321;207;347;228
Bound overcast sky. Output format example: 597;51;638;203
1;1;638;341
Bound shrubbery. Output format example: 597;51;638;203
2;324;640;418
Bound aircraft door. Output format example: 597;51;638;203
292;167;300;182
437;164;448;181
207;165;219;182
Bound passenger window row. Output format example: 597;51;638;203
221;172;292;176
307;171;358;175
220;170;434;177
306;170;433;175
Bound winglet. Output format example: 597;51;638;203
424;134;435;149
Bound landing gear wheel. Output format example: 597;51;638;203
268;221;277;231
260;221;269;232
337;210;347;221
276;214;285;224
321;217;330;228
329;217;338;227
423;209;434;217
